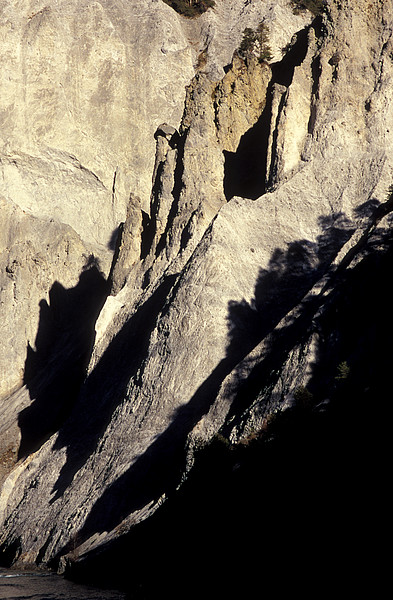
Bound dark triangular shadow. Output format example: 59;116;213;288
18;256;109;459
54;206;362;556
55;201;392;598
48;273;178;504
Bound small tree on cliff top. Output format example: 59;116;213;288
238;22;273;63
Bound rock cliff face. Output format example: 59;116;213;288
0;0;390;595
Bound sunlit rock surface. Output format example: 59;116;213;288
0;0;391;595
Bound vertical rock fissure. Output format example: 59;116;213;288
266;86;288;189
155;130;187;258
223;24;316;199
307;53;322;135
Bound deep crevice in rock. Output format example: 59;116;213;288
139;210;152;262
141;162;166;261
308;53;322;134
223;25;312;200
155;131;187;258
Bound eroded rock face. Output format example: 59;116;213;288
0;0;392;589
0;195;102;399
0;0;199;407
0;0;298;406
0;0;196;217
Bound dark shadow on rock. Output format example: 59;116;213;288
226;211;355;362
311;212;393;402
58;207;359;553
107;226;121;252
48;274;178;505
18;257;109;459
223;114;270;200
58;200;391;597
271;25;313;88
65;388;365;599
223;199;393;431
64;354;241;549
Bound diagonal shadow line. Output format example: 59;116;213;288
57;352;242;552
59;285;323;553
48;274;178;504
55;207;367;553
223;200;393;429
56;238;393;596
71;288;319;547
18;257;109;460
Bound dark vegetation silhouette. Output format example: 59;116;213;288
51;196;392;599
291;0;326;16
237;22;273;64
18;256;109;459
107;226;121;252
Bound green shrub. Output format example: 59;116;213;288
335;360;350;381
163;0;215;18
256;21;273;62
238;27;257;59
294;386;314;409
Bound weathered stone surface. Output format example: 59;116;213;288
214;54;272;152
0;0;196;217
0;0;199;407
0;194;102;398
184;0;311;79
108;194;143;296
0;0;290;404
0;0;392;590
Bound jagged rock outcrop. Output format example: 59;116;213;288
0;0;195;404
0;0;303;408
0;0;391;595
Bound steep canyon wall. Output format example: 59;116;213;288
0;0;390;594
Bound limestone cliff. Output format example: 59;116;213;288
0;0;390;596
